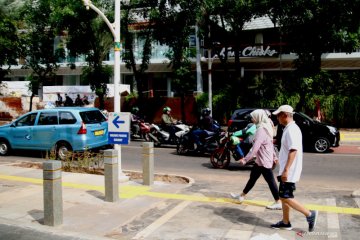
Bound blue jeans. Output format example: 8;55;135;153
233;144;244;160
192;129;208;146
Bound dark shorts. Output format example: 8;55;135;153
277;176;296;199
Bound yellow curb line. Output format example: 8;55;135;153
1;174;359;215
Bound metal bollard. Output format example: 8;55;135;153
104;149;119;202
43;160;63;226
142;142;154;186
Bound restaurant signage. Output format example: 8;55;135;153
219;46;277;58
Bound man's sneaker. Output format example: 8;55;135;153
230;193;245;202
271;221;292;230
306;210;318;232
266;202;282;210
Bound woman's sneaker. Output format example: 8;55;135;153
266;202;282;210
230;193;245;202
270;221;292;230
306;210;318;232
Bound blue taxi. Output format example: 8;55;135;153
0;107;111;160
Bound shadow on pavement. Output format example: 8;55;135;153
28;209;44;224
7;150;48;159
199;204;273;227
87;190;105;201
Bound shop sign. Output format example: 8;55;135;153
219;46;277;58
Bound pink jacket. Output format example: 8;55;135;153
243;127;277;168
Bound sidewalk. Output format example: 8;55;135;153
1;163;360;240
0;164;189;240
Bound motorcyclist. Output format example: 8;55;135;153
231;117;257;160
192;108;215;151
161;106;177;142
131;106;141;137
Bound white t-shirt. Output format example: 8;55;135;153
278;121;303;183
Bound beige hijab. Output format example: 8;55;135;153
250;109;274;138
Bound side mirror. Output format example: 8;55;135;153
10;123;16;127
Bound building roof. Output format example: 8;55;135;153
244;16;275;30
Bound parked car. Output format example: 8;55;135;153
0;107;112;160
227;108;340;153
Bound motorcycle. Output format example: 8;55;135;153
210;132;254;169
176;123;224;155
131;120;151;141
149;121;190;147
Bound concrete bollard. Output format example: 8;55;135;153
104;149;119;202
43;160;63;226
142;142;154;186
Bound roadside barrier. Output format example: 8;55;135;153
43;160;63;226
142;142;154;186
104;149;119;202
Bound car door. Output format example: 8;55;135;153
31;111;59;149
293;112;313;145
9;112;38;149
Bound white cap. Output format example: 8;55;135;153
272;105;294;115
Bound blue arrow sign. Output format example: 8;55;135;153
112;115;125;128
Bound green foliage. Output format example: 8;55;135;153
0;8;20;81
81;65;111;109
211;86;239;123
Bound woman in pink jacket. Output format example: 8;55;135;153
231;109;281;210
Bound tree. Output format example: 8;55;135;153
197;0;258;115
51;0;114;110
0;4;20;82
146;0;199;121
19;0;65;111
266;0;360;111
121;0;154;104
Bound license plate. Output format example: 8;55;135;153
94;129;104;136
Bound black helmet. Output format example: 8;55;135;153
163;106;171;113
131;106;139;114
201;108;211;116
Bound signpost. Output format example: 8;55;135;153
108;112;130;145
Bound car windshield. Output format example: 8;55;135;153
297;112;313;122
79;110;106;124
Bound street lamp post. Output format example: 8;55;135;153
207;48;213;116
83;0;125;180
201;50;216;117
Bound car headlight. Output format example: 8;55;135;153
327;126;337;135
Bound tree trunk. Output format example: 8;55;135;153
29;93;34;112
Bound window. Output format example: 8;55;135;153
59;112;77;125
79;110;106;124
15;113;37;126
38;112;58;125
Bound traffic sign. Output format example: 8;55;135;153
108;112;130;144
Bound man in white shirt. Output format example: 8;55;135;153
271;105;318;232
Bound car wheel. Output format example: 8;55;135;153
0;140;10;156
56;142;73;161
313;137;330;153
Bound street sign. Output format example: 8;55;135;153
108;112;130;145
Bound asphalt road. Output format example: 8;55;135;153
2;140;359;191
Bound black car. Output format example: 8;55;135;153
227;108;340;153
